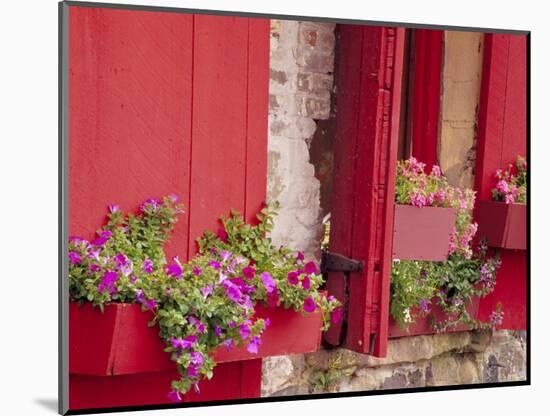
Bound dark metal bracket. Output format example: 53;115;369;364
321;250;364;274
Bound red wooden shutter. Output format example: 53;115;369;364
325;26;405;356
474;33;528;330
68;6;269;408
410;29;443;168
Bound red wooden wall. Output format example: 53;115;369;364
474;33;527;329
68;5;269;410
410;29;443;168
325;25;404;356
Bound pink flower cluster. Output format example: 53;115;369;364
491;156;527;204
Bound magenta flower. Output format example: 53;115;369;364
220;250;232;262
431;165;442;177
296;251;305;261
97;271;118;294
224;281;242;303
182;335;198;349
188;316;206;334
208;260;221;270
228;321;236;328
216;228;228;242
187;364;200;377
201;285;213;298
247;337;261;354
409;191;427;207
68;251;82;265
135;289;145;303
505;193;515;204
87;248;101;262
223;339;235;351
304;261;318;275
264;318;271;328
419;298;430;313
144;299;157;310
238;324;251;340
140;198;160;212
108;204;120;214
301;276;311;290
287;271;299;285
190;351;204;367
214;325;223;337
192;266;202;276
120;261;133;277
267;290;280;307
496;180;509;194
166;263;183;279
142;258;154;274
89;263;101;273
242;266;255;279
331;308;343;324
260;272;277;293
303;296;317;313
167;390;182;403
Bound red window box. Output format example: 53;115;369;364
477;200;527;250
388;297;479;338
69;297;324;376
392;204;457;261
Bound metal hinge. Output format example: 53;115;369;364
320;250;364;274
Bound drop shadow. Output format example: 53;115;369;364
34;398;58;413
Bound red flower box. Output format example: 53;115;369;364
388;296;479;338
392;204;457;261
477;200;527;250
69;297;324;376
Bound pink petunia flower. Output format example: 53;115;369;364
303;296;317;313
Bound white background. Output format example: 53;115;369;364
0;0;547;415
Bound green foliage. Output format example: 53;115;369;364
391;158;502;331
69;197;340;398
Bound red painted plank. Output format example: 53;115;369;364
325;26;404;356
69;6;193;262
324;24;365;346
69;363;246;410
374;27;405;356
474;33;527;330
188;15;250;256
410;29;443;169
245;19;270;224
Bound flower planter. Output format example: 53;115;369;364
392;204;457;261
477;201;526;250
388;296;479;338
69;297;324;376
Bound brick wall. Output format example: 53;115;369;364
267;19;335;260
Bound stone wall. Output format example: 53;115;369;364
439;31;484;188
262;21;526;397
262;330;526;396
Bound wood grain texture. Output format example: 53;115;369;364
474;33;527;330
69;6;193;261
68;6;270;408
325;26;404;356
410;29;443;169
